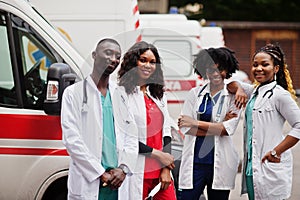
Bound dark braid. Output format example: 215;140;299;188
193;47;239;79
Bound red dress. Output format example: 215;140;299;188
143;95;176;200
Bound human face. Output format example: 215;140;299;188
92;41;121;77
137;50;156;84
252;52;279;84
206;65;226;87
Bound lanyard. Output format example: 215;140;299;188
197;92;225;123
215;95;225;123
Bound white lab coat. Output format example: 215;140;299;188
240;81;300;200
178;83;241;190
113;85;172;200
61;76;138;200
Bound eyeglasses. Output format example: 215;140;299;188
206;67;224;74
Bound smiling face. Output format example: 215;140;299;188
137;49;157;85
252;52;279;84
92;41;121;78
206;64;226;87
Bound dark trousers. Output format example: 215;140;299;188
178;164;230;200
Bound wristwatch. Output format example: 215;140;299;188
118;164;130;175
271;150;281;159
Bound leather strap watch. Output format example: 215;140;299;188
271;149;281;159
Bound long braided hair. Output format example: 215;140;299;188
253;43;297;100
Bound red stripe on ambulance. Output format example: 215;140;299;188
165;80;196;91
0;114;62;140
167;100;185;104
0;147;68;156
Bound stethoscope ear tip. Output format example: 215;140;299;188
81;103;88;112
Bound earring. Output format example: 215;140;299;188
274;73;277;81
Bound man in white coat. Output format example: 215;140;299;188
61;38;138;200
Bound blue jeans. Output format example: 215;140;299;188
178;164;230;200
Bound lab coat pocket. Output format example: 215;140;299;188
261;161;288;196
264;100;275;111
68;167;85;196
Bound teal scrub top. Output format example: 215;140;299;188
245;95;256;176
99;89;118;200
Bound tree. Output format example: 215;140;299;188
169;0;300;22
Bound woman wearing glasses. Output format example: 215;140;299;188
177;47;246;200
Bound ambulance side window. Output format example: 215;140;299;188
154;40;193;77
0;12;17;105
11;13;59;109
0;11;63;109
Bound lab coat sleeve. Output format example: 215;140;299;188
112;87;138;175
226;79;254;99
276;90;300;139
162;94;172;138
61;86;105;182
223;94;243;136
239;81;254;98
181;88;197;117
180;88;198;134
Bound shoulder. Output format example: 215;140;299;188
63;80;83;96
113;85;132;105
189;85;207;96
273;85;293;101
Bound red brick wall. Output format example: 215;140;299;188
222;28;300;92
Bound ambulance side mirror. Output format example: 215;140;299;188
43;63;76;115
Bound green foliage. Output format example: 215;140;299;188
169;0;300;22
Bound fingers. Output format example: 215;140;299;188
178;116;183;127
160;181;170;190
160;169;172;190
167;162;175;170
261;153;281;163
235;96;248;109
106;168;126;189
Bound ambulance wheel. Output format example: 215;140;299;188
42;176;68;200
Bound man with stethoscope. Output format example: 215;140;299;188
61;38;137;200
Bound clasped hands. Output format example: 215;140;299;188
100;167;126;189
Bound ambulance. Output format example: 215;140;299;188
29;0;141;63
0;1;183;199
0;0;89;199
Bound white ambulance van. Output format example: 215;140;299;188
30;0;140;63
199;26;225;49
0;0;90;199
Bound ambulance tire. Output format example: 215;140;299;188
42;176;68;200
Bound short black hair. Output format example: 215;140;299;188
193;47;239;79
96;38;120;48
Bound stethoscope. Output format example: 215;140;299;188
81;78;88;112
262;83;277;99
81;77;165;113
197;84;225;123
252;82;277;100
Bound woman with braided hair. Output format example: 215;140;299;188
177;47;244;200
238;43;300;200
